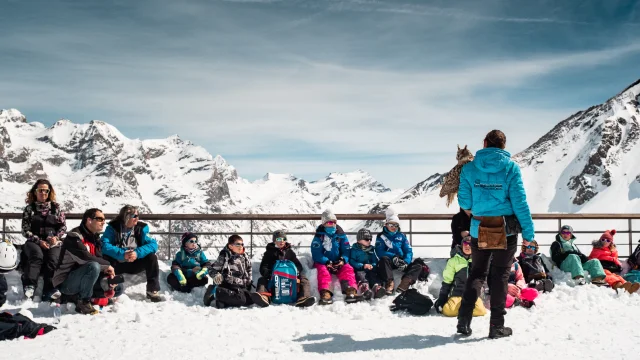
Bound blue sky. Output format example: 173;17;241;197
1;0;639;189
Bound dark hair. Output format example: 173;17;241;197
228;234;243;244
484;130;506;149
26;179;57;203
81;208;103;226
113;205;139;225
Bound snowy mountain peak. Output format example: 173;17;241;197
0;109;26;123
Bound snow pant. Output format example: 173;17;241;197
59;262;101;301
603;270;626;287
560;255;606;279
215;285;255;307
167;273;208;293
0;275;6;307
20;241;61;295
442;296;486;317
106;253;161;292
506;287;538;308
256;274;312;300
315;263;357;293
458;235;517;327
377;257;428;284
355;269;383;288
0;312;56;341
624;270;640;283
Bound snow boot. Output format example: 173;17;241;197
373;284;386;299
489;325;513;339
385;280;395;296
456;316;472;336
396;277;413;294
591;277;607;286
318;290;333;305
75;300;99;315
613;282;625;290
295;296;316;307
23;286;35;300
627;282;640;294
542;279;555;293
574;277;586;286
203;285;217;307
249;292;270;308
520;299;535;309
344;286;359;304
534;280;545;292
358;282;372;301
146;291;165;303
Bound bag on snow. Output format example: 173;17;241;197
390;289;433;316
0;312;56;341
268;260;298;304
627;242;640;270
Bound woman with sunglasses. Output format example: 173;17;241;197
167;232;211;293
588;230;640;294
101;205;164;302
375;207;429;296
550;225;606;287
516;240;554;293
20;179;67;301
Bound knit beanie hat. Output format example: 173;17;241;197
181;232;198;247
385;207;400;224
357;228;372;241
560;225;573;233
600;229;616;242
273;229;287;242
321;209;337;224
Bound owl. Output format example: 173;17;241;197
439;145;474;207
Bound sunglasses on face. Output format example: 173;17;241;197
129;214;139;219
275;237;286;242
92;217;106;222
462;240;471;246
36;188;50;194
359;239;372;242
386;223;399;228
324;221;336;226
525;245;537;250
232;243;244;248
561;231;571;235
186;239;198;244
601;239;611;243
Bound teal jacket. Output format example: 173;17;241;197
458;148;535;240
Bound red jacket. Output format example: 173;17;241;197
588;245;621;266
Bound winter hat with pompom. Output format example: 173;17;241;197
385;207;400;224
600;229;616;242
321;209;337;224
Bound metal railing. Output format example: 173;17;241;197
1;213;639;260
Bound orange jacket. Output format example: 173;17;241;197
588;246;621;266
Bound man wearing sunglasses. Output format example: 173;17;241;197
102;205;164;302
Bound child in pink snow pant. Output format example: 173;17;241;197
506;287;538;308
315;263;357;293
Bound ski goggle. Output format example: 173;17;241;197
324;221;336;226
36;188;50;194
386;223;399;229
462;240;471;246
561;231;571;235
525;245;537;250
275;237;286;242
600;239;611;243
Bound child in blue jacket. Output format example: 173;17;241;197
350;229;386;300
375;208;430;295
167;232;211;293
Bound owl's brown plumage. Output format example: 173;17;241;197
439;145;474;207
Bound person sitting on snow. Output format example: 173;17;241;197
589;230;640;294
255;230;315;307
435;237;487;317
350;229;386;300
311;209;358;305
204;234;268;308
516;240;554;293
375;207;430;295
550;225;606;286
167;232;211;293
505;258;538;308
0;240;19;308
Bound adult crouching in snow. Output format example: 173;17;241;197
255;230;315;307
311;209;358;305
53;208;122;314
204;235;268;308
550;225;606;286
167;232;211;293
588;230;640;294
101;205;164;302
455;130;535;339
375;208;430;296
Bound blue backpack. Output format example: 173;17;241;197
268;260;298;304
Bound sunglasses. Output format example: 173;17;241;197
359;239;372;242
186;239;198;244
600;239;611;243
275;237;286;242
386;223;399;228
92;216;106;222
561;231;571;235
231;243;244;248
36;189;50;194
525;245;537;250
324;221;337;226
462;240;471;246
129;214;139;219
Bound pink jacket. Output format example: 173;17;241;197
508;260;526;297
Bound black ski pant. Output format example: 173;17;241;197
377;257;427;284
215;284;255;307
458;235;518;327
105;253;160;292
256;274;312;299
166;273;208;293
20;241;61;294
355;269;382;288
0;274;7;307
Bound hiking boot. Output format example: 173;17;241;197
358;282;372;301
542;279;555;293
534;280;545;292
489;325;513;339
295;296;316;307
46;289;62;302
75;300;99;315
146;291;165;303
613;282;625;290
385;280;395;295
456;316;472;336
345;286;358;304
318;290;333;305
23;286;35;300
396;277;413;294
249;292;270;308
203;285;217;307
591;277;607;286
373;284;386;299
520;299;535;309
574;277;586;286
627;282;640;294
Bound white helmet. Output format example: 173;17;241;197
0;240;18;273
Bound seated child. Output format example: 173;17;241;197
506;258;538;309
349;229;386;300
167;232;211;293
516;240;554;293
589;230;640;294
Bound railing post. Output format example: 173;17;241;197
168;219;172;261
629;218;633;258
2;218;5;242
558;218;562;232
409;219;413;246
250;220;254;258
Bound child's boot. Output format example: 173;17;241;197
318;290;333;305
385;279;395;295
358;281;372;301
372;283;386;299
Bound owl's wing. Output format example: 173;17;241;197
439;165;461;197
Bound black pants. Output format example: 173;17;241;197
215;285;254;307
20;241;61;293
256;275;312;299
458;235;517;327
167;273;208;293
0;274;7;307
105;253;160;292
356;269;382;288
377;257;427;284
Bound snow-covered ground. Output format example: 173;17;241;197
2;257;640;359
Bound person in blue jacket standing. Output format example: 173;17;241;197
375;208;430;296
455;130;534;339
101;205;164;302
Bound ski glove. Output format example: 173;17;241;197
196;267;209;280
393;257;407;271
173;269;187;286
212;273;223;285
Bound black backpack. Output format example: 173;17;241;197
628;242;640;270
390;289;433;316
